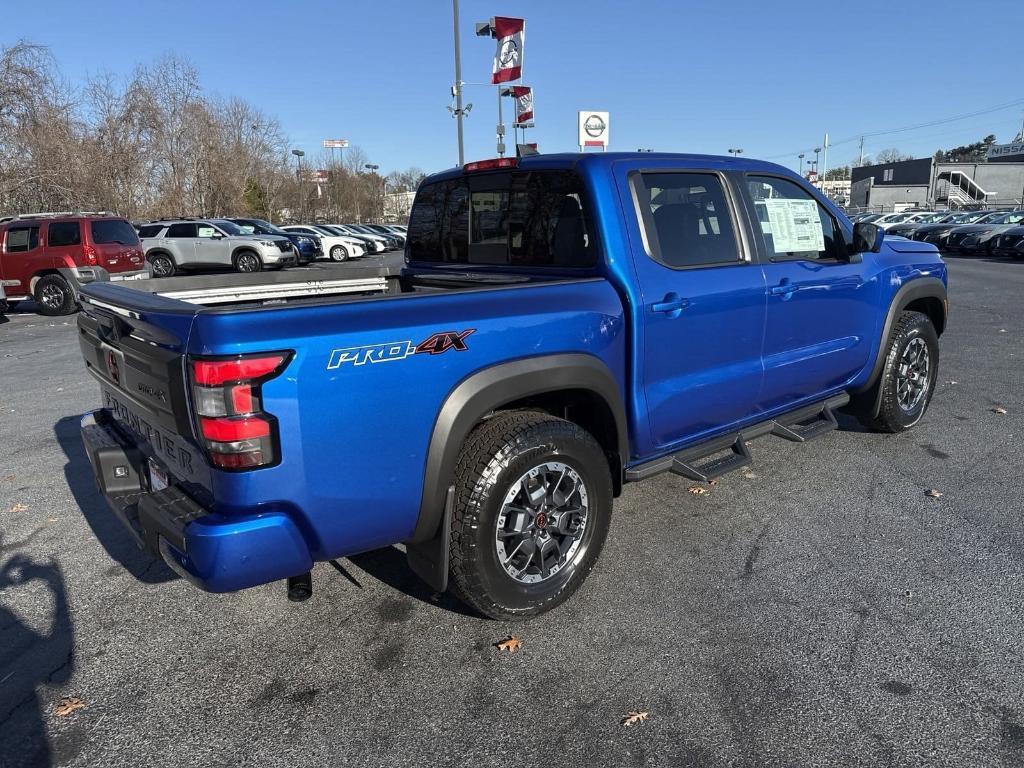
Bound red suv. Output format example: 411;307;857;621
0;213;147;315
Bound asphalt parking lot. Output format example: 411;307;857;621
1;255;1022;768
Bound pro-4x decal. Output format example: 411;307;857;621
327;330;475;369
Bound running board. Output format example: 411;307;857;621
624;393;848;484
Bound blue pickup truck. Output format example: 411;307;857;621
76;152;947;619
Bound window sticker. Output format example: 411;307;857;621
764;198;825;253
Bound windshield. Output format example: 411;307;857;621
236;218;285;235
211;220;244;235
349;225;374;234
312;226;338;236
323;226;347;235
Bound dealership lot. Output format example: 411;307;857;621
1;256;1022;767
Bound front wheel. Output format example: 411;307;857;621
329;245;348;262
853;310;939;433
34;274;77;316
234;250;262;273
149;253;176;278
448;411;613;620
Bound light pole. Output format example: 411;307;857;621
813;147;821;186
365;164;381;222
798;153;805;177
451;0;466;167
292;149;305;223
728;148;744;157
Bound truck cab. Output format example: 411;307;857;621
74;152;947;619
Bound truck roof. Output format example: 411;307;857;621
425;152;798;184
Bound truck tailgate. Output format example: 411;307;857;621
77;289;212;494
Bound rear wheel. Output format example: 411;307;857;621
34;274;77;316
852;311;939;433
234;250;262;273
330;245;348;262
149;253;176;278
448;411;613;620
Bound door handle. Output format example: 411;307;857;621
769;283;795;296
652;293;690;318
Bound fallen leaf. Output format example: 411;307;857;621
9;503;28;513
743;470;757;479
708;479;719;486
54;697;85;717
925;489;943;498
2;475;14;482
688;486;708;495
621;710;649;727
992;407;1008;415
495;636;522;654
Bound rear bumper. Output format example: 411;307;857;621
80;409;312;592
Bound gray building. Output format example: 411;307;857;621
850;157;1024;211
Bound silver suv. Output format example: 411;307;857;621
138;218;297;277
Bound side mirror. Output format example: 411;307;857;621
852;221;884;254
211;232;224;240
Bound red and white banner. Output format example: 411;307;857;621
491;17;525;84
512;86;533;125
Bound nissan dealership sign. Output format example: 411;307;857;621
578;111;609;150
987;140;1024;161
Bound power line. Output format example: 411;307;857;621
765;98;1024;160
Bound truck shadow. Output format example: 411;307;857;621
347;547;478;618
53;415;177;584
0;538;75;768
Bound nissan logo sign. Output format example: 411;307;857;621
584;114;607;138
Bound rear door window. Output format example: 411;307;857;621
47;221;81;247
91;219;140;245
632;172;742;268
5;226;40;253
408;171;594;268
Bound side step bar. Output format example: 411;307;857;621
625;393;848;484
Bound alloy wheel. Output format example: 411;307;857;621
896;337;930;412
495;461;590;584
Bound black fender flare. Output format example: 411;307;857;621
855;276;947;414
408;353;628;546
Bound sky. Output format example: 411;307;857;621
3;0;1023;175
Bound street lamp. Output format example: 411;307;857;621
798;153;805;176
728;148;744;157
292;149;305;222
364;164;382;222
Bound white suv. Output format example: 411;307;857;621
139;219;297;277
281;225;366;262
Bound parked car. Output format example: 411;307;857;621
76;151;947;619
139;218;297;276
910;210;1004;245
363;224;406;246
941;210;1024;254
886;211;958;239
280;225;366;262
342;223;398;250
0;213;147;315
228;218;321;264
321;225;386;254
988;224;1024;259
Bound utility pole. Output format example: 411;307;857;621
292;148;305;223
798;153;805;176
452;0;465;167
858;136;865;167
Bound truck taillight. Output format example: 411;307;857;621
188;352;291;471
83;244;98;266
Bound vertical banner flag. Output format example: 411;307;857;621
491;17;525;84
512;86;533;126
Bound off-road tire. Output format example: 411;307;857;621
448;410;613;620
853;310;939;433
149;252;176;278
329;245;348;262
34;274;77;316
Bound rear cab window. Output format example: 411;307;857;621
407;170;595;269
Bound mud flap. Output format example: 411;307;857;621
406;485;455;593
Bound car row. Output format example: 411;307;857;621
847;208;1024;257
